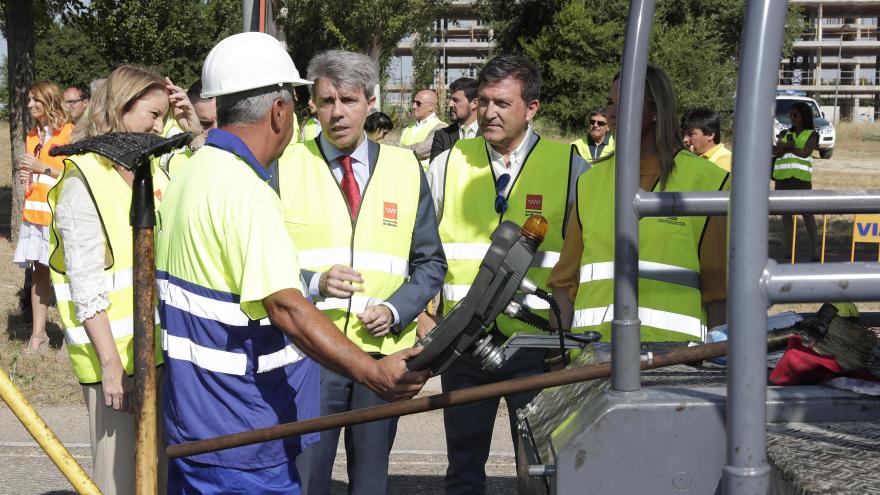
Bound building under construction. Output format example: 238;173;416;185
779;0;880;122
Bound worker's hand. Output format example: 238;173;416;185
416;311;438;340
368;347;432;401
166;77;202;135
318;265;364;299
100;361;133;412
18;155;34;184
358;304;393;337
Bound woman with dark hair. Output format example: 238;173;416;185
550;65;730;343
365;111;393;142
14;81;74;356
773;101;819;261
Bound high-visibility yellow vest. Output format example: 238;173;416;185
278;140;420;354
301;117;321;142
48;153;168;384
23;123;74;226
438;137;573;337
400;115;446;168
773;129;813;182
571;133;615;164
572;151;730;342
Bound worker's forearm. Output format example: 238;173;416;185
265;289;377;383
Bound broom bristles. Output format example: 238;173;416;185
810;318;880;372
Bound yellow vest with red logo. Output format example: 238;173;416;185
278;140;420;354
23;123;74;225
438;136;573;336
48;152;167;384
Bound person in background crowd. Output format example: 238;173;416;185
425;55;587;495
63;86;89;121
50;63;201;494
14;81;74;357
279;49;445;495
301;98;322;142
89;78;106;98
772;101;820;261
681;107;732;171
430;77;479;161
551;65;730;345
399;89;446;169
571;107;615;164
365;111;393;142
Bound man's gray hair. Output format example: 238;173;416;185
216;84;294;127
307;50;378;99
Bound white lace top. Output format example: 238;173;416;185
53;171;110;321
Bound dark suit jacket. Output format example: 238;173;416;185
430;122;461;161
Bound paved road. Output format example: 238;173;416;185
0;377;518;494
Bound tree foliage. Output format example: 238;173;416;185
35;21;108;90
280;0;446;79
507;0;805;133
411;27;437;93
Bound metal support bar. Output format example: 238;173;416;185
765;260;880;303
612;0;656;394
0;367;101;494
724;1;788;493
635;189;880;217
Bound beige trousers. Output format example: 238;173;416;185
81;367;167;495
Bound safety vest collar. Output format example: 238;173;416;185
205;128;271;181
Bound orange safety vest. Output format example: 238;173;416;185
23;123;74;225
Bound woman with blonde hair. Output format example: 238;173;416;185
14;80;74;356
550;65;730;344
49;63;199;494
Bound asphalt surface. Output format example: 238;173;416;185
0;377;519;494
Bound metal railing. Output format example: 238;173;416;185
616;1;880;492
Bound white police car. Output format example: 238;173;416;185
774;90;836;159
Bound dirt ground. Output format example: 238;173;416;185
0;121;878;406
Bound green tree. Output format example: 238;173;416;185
35;21;108;90
411;27;437;93
280;0;446;79
75;0;241;86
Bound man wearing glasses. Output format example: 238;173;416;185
425;54;587;495
572;107;615;164
399;89;446;169
62;86;89;120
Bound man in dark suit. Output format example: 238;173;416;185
430;77;479;161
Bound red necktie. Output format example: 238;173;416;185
339;155;361;219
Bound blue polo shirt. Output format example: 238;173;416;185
156;128;318;469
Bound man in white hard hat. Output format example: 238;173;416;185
278;49;446;495
156;32;431;494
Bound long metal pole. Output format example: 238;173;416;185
635;189;880;216
724;1;787;493
612;0;656;393
167;333;794;459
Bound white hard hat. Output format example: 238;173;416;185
201;32;311;98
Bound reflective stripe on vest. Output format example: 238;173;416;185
572;305;706;340
772;129;813;182
572;150;729;342
158;271;307;375
279;140;421;354
48;153;168;383
438;136;573;336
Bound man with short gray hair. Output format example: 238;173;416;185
157;34;430;494
278;49;446;494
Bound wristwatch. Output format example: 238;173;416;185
43;167;52;176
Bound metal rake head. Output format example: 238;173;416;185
49;132;194;170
